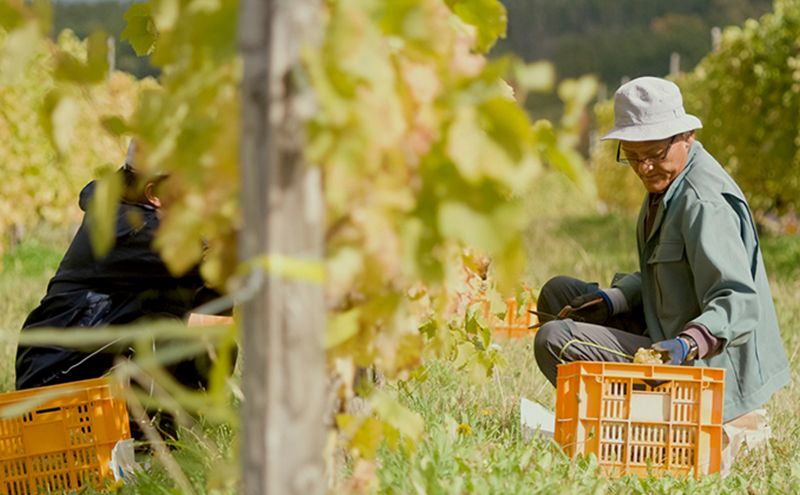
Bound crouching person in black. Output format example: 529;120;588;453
15;140;231;437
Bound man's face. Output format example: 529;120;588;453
621;134;694;194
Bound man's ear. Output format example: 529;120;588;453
144;182;162;208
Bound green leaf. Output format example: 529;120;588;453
368;391;424;441
32;0;52;37
0;2;25;31
445;0;507;53
122;3;158;56
40;90;80;154
438;201;503;254
513;60;555;93
102;116;129;137
87;172;123;259
0;22;40;85
452;341;476;369
55;30;109;83
151;0;180;32
326;308;360;349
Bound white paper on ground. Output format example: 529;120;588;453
520;397;555;441
109;438;138;482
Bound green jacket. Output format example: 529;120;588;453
614;141;790;422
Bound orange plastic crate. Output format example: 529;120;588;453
555;361;724;479
0;378;131;494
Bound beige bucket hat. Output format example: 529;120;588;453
601;76;702;142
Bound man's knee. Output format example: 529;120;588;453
534;320;570;352
534;320;572;386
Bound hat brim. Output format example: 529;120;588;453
600;114;702;142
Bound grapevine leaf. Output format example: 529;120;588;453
438;201;501;254
513;60;555;93
55;30;109;83
87;173;123;259
102;116;129;137
153;201;205;277
368;391;424;441
445;0;507;53
453;341;475;369
0;22;39;85
40;91;79;154
151;0;180;32
31;0;52;37
326;308;360;349
0;2;24;31
122;3;158;56
336;415;383;460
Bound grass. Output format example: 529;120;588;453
4;172;800;494
369;171;800;494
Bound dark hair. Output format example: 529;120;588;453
119;167;167;206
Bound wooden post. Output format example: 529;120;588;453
711;27;721;51
238;1;324;494
670;52;680;76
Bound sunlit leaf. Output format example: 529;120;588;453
31;0;52;37
122;3;157;56
55;30;109;83
40;90;80;154
513;60;555;93
87;172;123;259
326;308;360;349
0;22;39;84
368;390;424;441
445;0;507;53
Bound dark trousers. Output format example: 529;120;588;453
533;276;650;386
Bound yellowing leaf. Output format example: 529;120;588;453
452;341;476;369
40;91;80;154
438;201;502;254
87;173;123;259
368;391;424;441
445;0;507;53
513;60;555;93
152;0;180;32
0;22;40;84
326;308;360;349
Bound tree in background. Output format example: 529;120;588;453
496;0;773;88
678;0;800;217
51;1;158;79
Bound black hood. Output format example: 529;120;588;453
78;181;97;213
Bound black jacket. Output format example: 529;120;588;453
16;181;216;390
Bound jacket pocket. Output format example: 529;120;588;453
646;241;697;323
647;241;684;264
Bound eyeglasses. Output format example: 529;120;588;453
617;136;676;166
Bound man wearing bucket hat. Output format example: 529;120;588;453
532;76;789;468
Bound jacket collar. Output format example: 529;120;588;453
643;141;702;243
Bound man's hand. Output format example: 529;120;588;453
651;338;690;365
561;291;612;324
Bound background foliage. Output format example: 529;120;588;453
590;0;800;220
677;0;800;215
496;0;773;88
0;16;149;267
51;0;159;79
